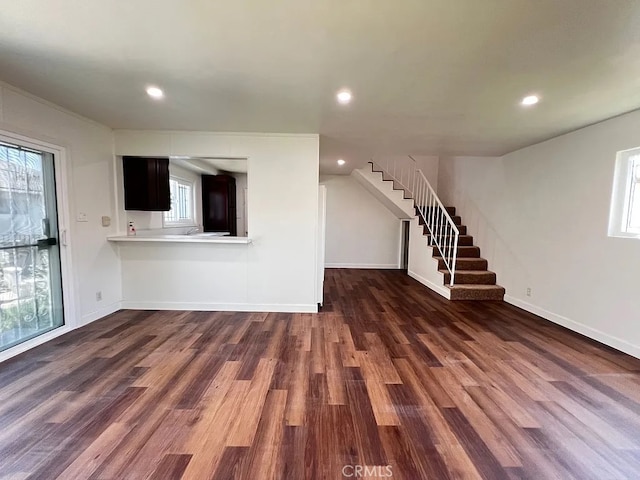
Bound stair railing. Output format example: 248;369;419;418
374;156;419;198
371;156;459;286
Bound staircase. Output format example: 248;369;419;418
417;205;505;300
354;159;504;301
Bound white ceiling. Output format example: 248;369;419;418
2;1;640;174
200;158;248;174
170;157;247;175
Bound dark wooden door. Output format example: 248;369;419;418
202;175;237;235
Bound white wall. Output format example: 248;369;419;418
413;155;439;192
407;217;450;299
373;155;439;192
0;81;121;329
320;175;401;268
438;109;640;358
114;130;319;312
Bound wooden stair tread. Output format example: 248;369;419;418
434;255;487;262
441;269;497;286
427;234;474;245
422;222;467;235
447;284;505;301
448;284;505;291
439;269;495;275
436;259;487;271
441;246;481;258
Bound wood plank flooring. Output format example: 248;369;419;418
1;269;640;479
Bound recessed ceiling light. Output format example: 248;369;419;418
336;90;352;105
337;159;346;166
146;86;164;99
521;95;540;106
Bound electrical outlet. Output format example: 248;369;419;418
526;287;531;297
77;212;88;222
96;291;102;302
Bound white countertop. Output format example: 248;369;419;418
107;234;252;244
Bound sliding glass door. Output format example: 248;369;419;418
0;141;64;351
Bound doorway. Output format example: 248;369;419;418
400;220;410;270
0;141;64;352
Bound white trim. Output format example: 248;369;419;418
399;219;411;269
0;80;110;129
316;185;327;306
120;301;318;313
114;129;319;140
0;129;79;339
397;221;404;269
111;135;121;237
407;270;451;299
80;301;122;326
325;263;400;269
608;148;640;238
108;235;252;244
504;295;640;360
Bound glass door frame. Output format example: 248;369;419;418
0;128;77;363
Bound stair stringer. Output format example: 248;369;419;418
407;217;451;299
351;168;414;219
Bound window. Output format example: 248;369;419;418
626;155;640;233
163;177;195;226
609;148;640;238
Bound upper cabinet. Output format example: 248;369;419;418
122;156;171;211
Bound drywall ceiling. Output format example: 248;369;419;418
1;1;640;174
170;157;247;174
201;158;248;174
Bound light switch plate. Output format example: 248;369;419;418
101;216;111;227
76;212;88;222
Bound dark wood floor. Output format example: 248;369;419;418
1;269;640;479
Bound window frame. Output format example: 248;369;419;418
623;155;640;234
0;128;78;364
609;147;640;239
163;175;197;228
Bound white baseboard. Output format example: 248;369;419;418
325;263;399;269
120;301;318;313
407;270;451;299
504;295;640;360
81;301;123;326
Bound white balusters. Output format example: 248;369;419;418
370;156;459;286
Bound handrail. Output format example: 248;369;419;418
372;156;419;198
370;156;459;286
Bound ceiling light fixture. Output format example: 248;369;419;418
336;90;352;105
146;86;164;99
521;95;540;106
337;159;346;166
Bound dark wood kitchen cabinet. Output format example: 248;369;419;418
202;174;237;235
122;156;171;211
